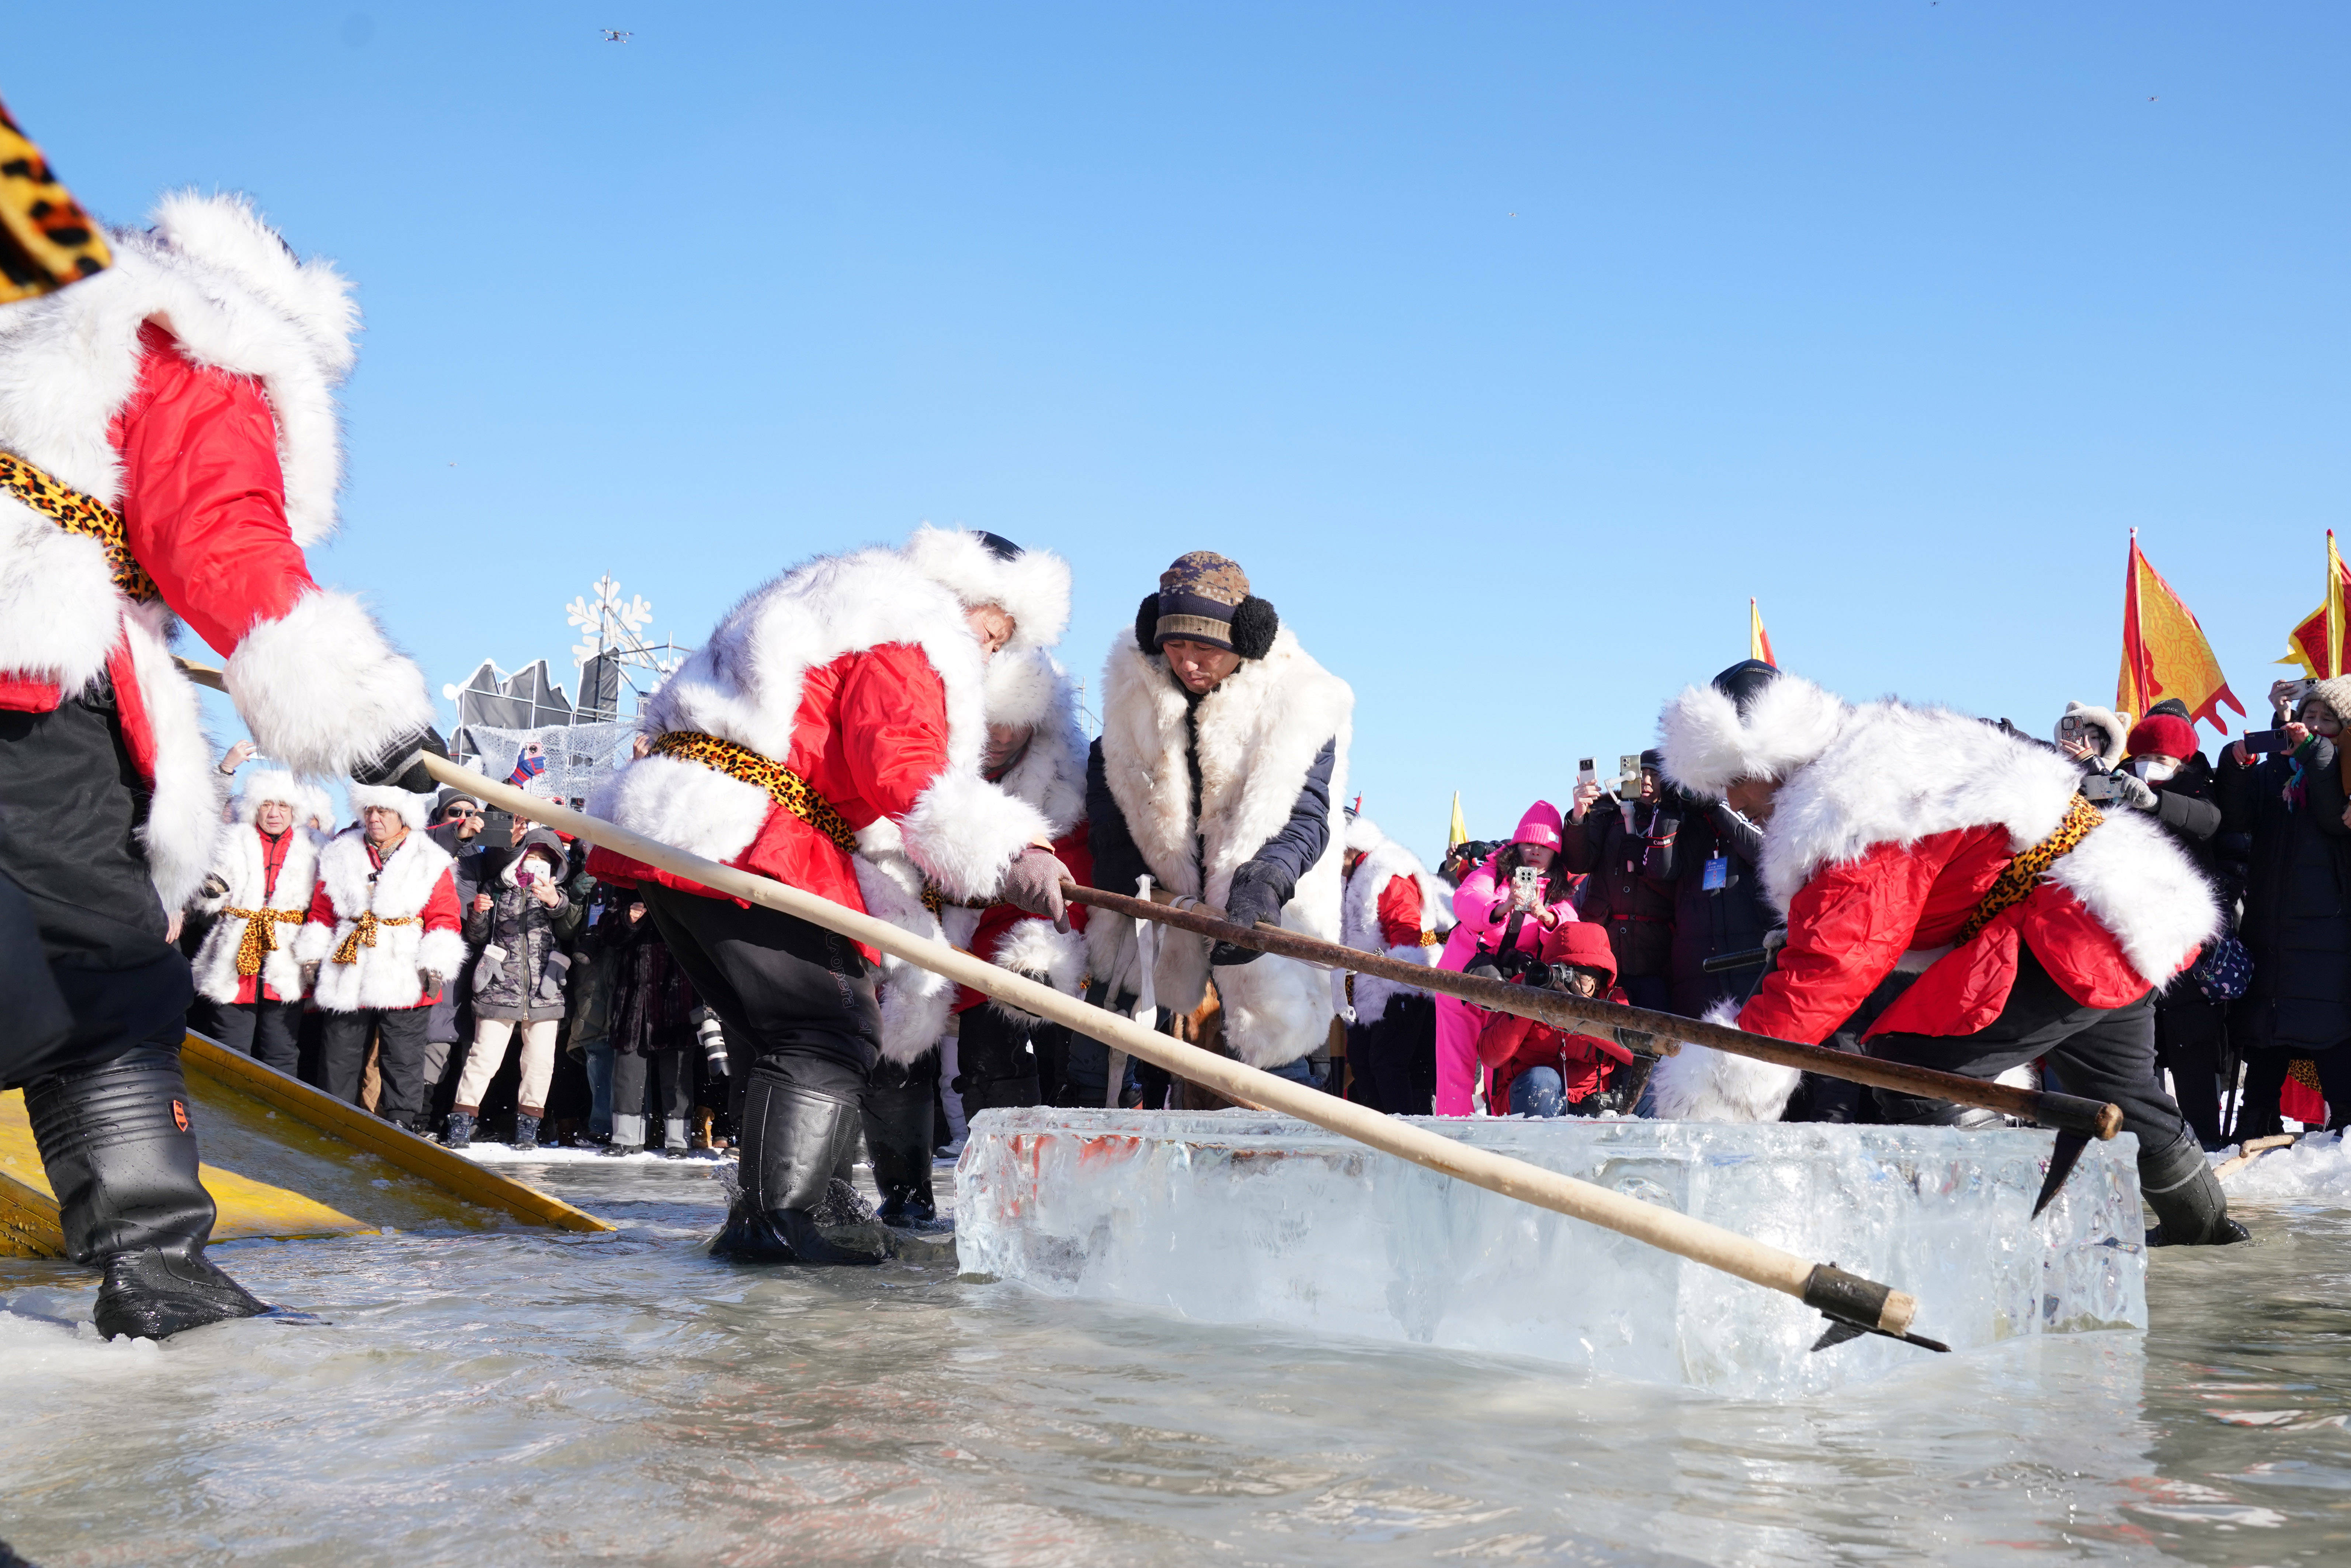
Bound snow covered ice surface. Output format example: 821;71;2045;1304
955;1109;2145;1397
2218;1128;2351;1203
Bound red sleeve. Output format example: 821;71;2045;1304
1736;837;1958;1046
304;878;338;927
836;644;955;824
1376;874;1423;948
421;869;462;933
111;324;317;657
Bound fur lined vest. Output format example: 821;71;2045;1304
1340;817;1455;1022
294;828;466;1013
0;192;431;907
588;532;1059;962
1087;626;1353;1068
190;823;321;1005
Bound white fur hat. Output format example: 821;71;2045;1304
982;646;1073;730
346;782;431;830
1345;813;1389;856
1657;672;1850;799
232;768;307;823
2056;702;2130;769
900;524;1072;656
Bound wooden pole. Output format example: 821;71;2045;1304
414;754;1934;1345
1071;883;2125;1142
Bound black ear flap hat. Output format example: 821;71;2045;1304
1136;550;1279;659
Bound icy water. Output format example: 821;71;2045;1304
5;1144;2351;1568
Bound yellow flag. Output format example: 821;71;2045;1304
2281;529;2351;679
1447;792;1468;848
2116;530;2243;730
1749;599;1776;665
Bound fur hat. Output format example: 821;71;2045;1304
982;645;1069;731
1132;550;1280;660
899;525;1072;656
1658;672;1850;799
2057;702;2130;769
232;768;306;823
347;782;431;830
1344;812;1390;856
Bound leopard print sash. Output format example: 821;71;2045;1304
1956;794;2105;945
645;730;860;853
0;449;160;602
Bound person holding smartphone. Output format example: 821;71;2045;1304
1431;802;1580;1115
443;828;582;1150
1563;749;1680;1011
2218;676;2351;1137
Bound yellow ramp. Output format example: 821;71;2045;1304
0;1030;611;1258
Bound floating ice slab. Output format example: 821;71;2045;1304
954;1109;2146;1397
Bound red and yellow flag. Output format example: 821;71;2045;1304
2281;531;2351;681
2117;531;2244;732
1749;599;1776;665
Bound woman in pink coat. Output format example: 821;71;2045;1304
1434;802;1581;1114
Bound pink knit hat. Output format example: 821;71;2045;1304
1512;800;1564;851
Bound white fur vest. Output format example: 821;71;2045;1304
190;823;321;1004
1340;820;1456;1021
293;828;465;1012
0;192;430;908
1087;626;1354;1068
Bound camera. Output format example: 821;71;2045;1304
2079;772;2120;804
2240;729;2292;755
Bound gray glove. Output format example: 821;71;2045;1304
419;968;444;997
2110;772;2160;812
1210;868;1283;967
1000;848;1074;933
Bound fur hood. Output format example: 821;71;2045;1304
595;532;1052;900
898;525;1072;659
1340;815;1455;1021
1656;673;1850;800
232;768;308;823
1087;623;1353;1068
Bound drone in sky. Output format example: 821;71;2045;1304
601;29;632;43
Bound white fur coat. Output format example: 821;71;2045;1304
292;828;464;1012
0;191;431;908
190;818;322;1005
1087;626;1353;1068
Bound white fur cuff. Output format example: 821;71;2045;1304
899;770;1052;903
225;588;434;775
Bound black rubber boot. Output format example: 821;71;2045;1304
2142;1133;2250;1247
712;1075;890;1265
24;1040;271;1339
442;1110;476;1149
510;1113;541;1152
862;1071;938;1227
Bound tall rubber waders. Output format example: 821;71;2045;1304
416;754;1948;1356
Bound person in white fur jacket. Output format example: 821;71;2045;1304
587;526;1076;1264
1338;812;1456;1112
0;164;442;1338
188;769;319;1074
1649;660;2245;1248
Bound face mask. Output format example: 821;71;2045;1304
2131;757;2180;783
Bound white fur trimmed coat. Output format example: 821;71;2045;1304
190;821;320;1006
292;828;466;1013
1339;816;1455;1023
0;192;434;910
1087;626;1353;1069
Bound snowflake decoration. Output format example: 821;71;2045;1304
566;574;654;662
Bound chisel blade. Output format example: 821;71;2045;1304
2031;1127;2092;1218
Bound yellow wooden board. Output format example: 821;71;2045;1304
0;1031;612;1258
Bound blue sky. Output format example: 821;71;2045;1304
17;3;2348;862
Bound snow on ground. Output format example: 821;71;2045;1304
2216;1129;2351;1204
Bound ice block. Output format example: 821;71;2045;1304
954;1109;2146;1397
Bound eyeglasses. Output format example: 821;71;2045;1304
440;806;483;821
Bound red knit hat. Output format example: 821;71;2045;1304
1538;920;1617;989
2125;713;2197;761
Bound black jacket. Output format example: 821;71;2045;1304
2218;738;2351;1052
1562;796;1680;980
1667;800;1775;1016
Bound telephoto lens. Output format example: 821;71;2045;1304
697;1011;729;1078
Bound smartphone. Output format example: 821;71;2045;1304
1618;753;1643;794
480;807;515;852
1510;864;1540;908
1577;757;1597;788
2079;772;2120;804
2240;729;2292;754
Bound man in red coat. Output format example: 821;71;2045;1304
1652;662;2244;1245
589;527;1076;1263
1;168;443;1335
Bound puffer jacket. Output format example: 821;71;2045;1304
2218;737;2351;1052
1563;796;1680;980
1667;800;1774;1016
462;829;585;1022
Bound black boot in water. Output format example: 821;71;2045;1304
862;1071;938;1226
2142;1134;2250;1246
25;1040;271;1339
712;1076;889;1265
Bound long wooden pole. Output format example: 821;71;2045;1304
414;754;1934;1346
1071;883;2125;1142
